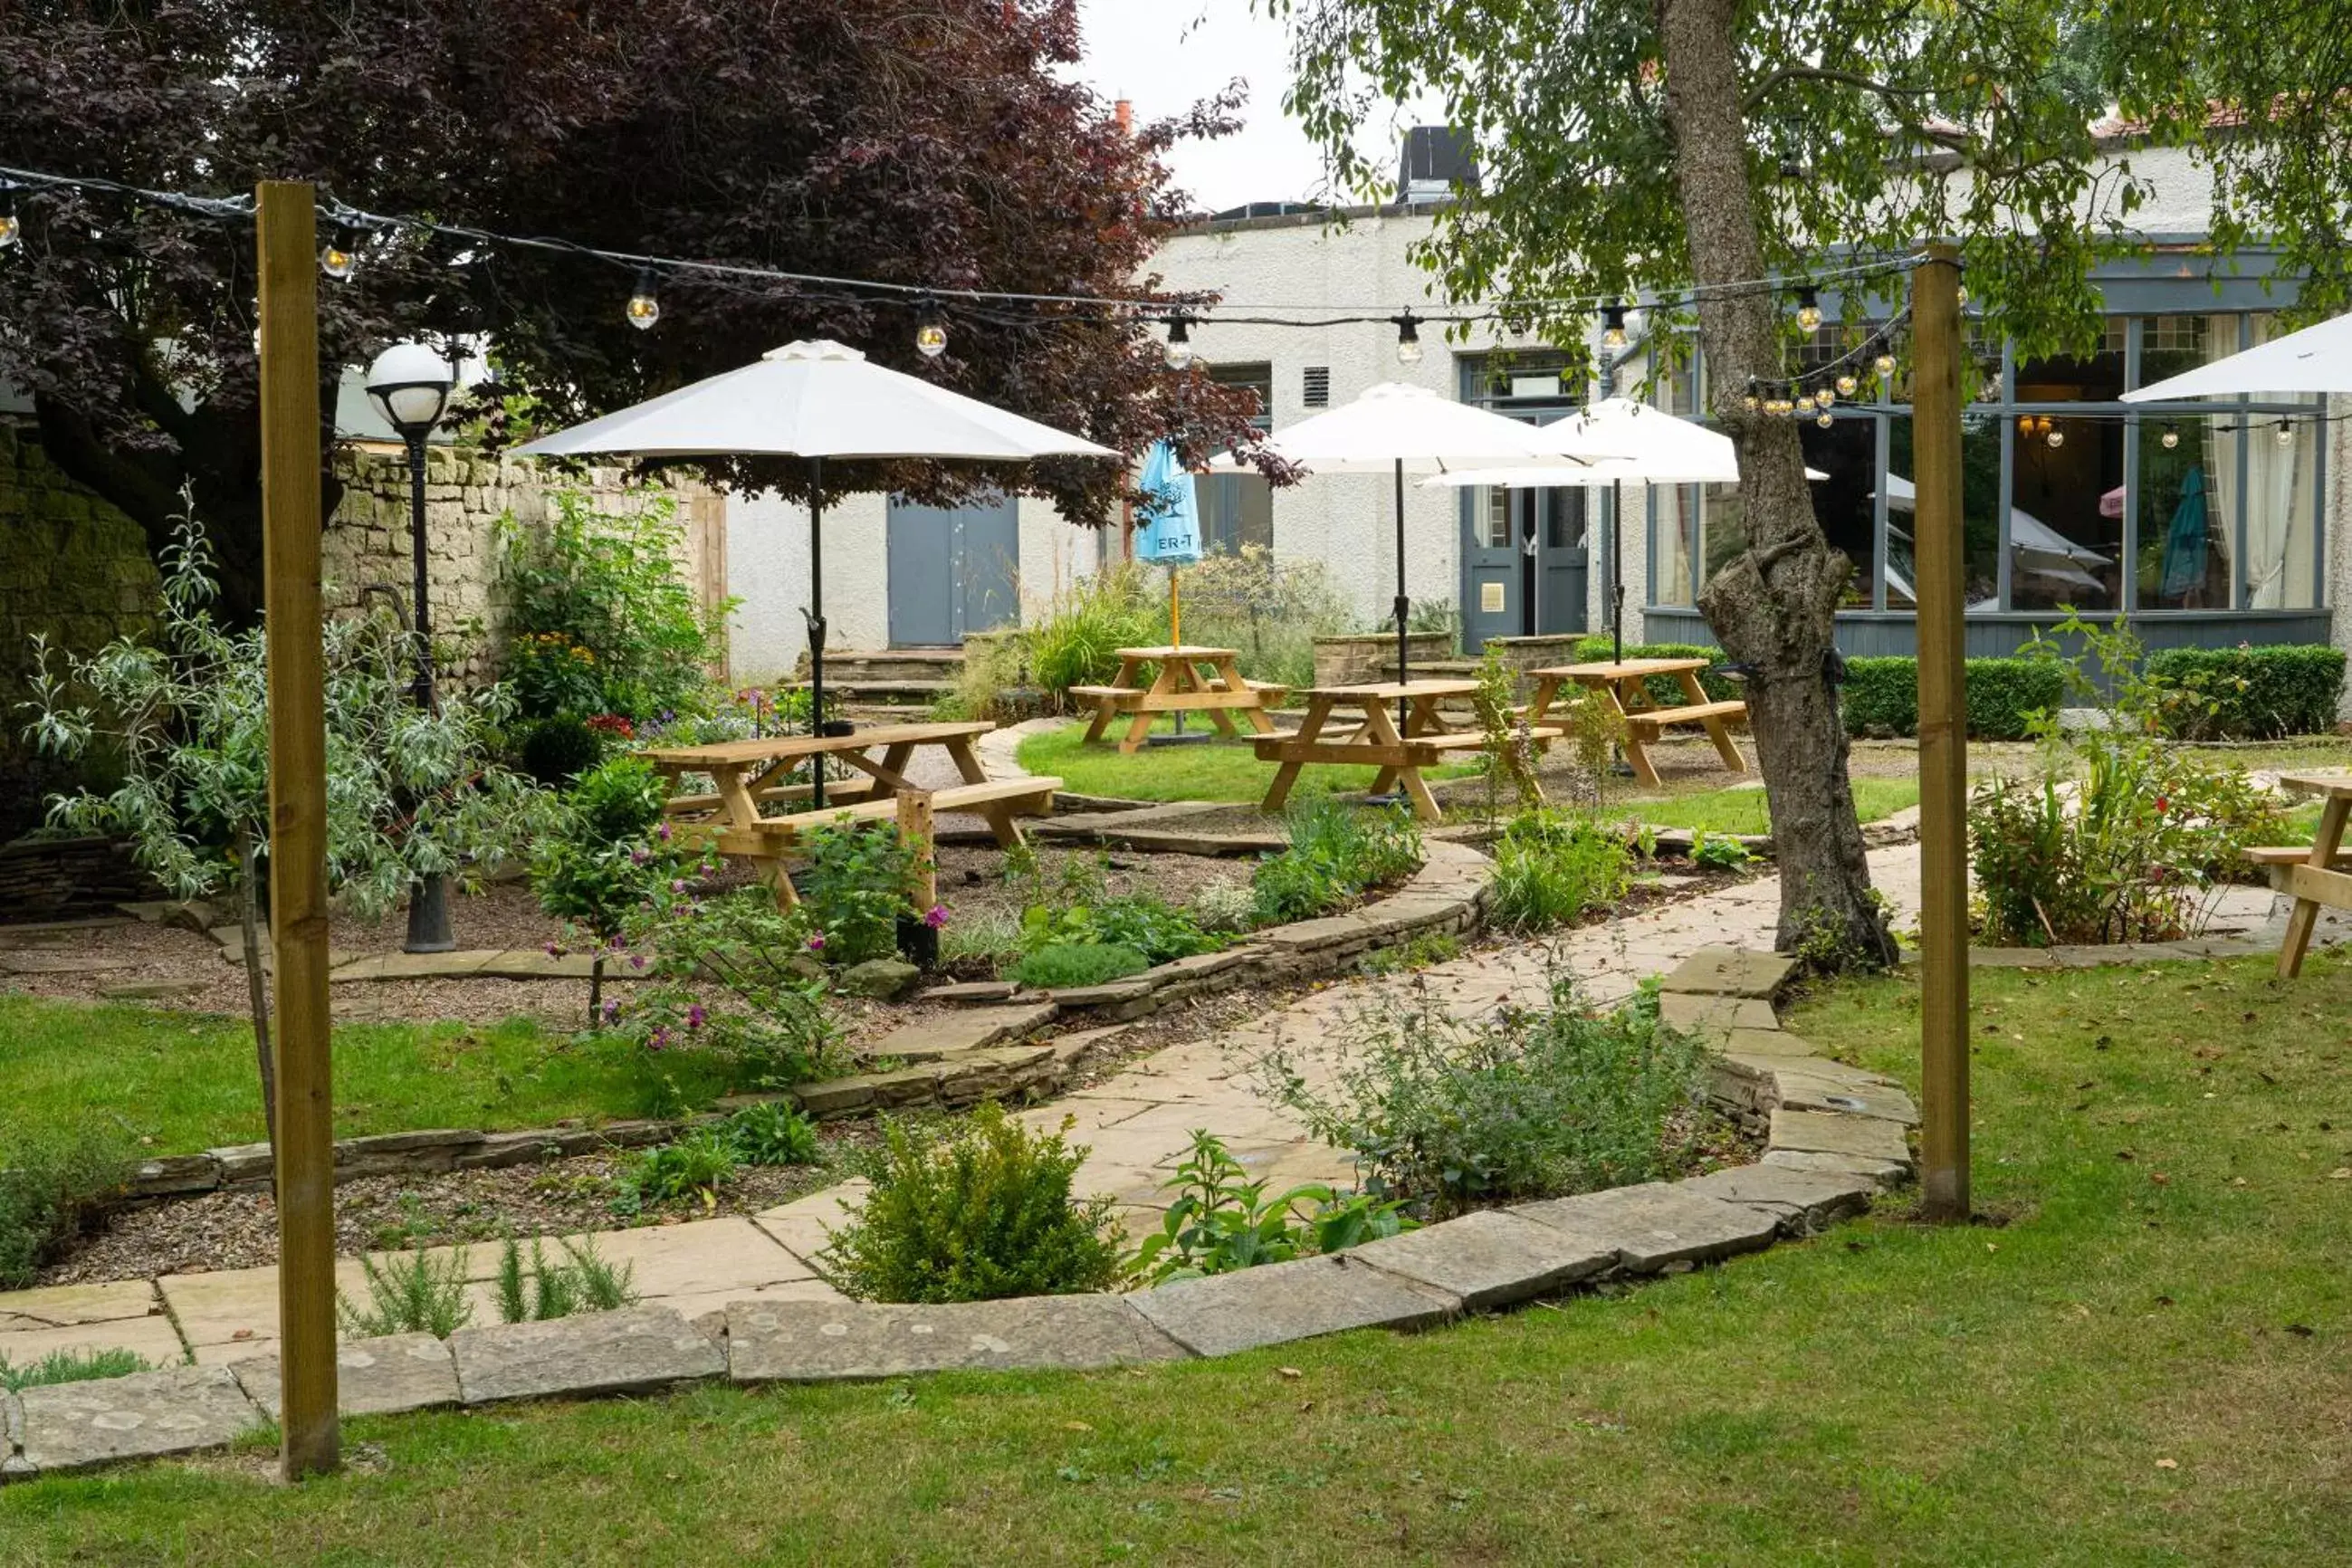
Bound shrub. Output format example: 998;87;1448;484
517;714;608;786
1020;893;1220;965
1488;809;1634;932
1970;617;2285;946
1129;1131;1412;1286
0;1347;154;1392
798;819;922;967
1189;879;1257;934
1012;942;1153;990
2144;645;2347;739
532;757;695;1026
0;1123;132;1290
493;1235;638;1324
338;1246;474;1338
617;889;842;1081
1690;830;1756;872
614;1129;741;1214
1251;799;1423;924
815;1104;1123;1303
725;1102;822;1167
1172;546;1353;693
499;491;733;722
1024;562;1160;703
1840;655;2075;741
1256;969;1713;1218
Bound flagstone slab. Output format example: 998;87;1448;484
1674;1164;1878;1233
0;1280;159;1332
329;950;497;982
0;1313;187;1370
657;1280;852;1337
1128;1254;1458;1357
1345;1210;1615;1311
728;1296;1186;1382
0;951;137;975
863;1002;1059;1063
450;1306;723;1405
1724;1027;1819;1057
231;1333;459;1420
1658;992;1780;1039
161;1263;370;1349
15;1365;263;1475
1762;1149;1911;1184
751;1181;871;1263
1769;1107;1914;1167
1512;1181;1780;1273
1659;946;1797;999
1764;1071;1920;1125
565;1217;815;1298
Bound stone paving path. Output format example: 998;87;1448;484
2;841;2318;1374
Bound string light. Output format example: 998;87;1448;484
1601;300;1629;349
1816;410;1834;427
1874;352;1897;377
625;269;661;330
1813;387;1835;408
318;225;358;281
0;188;18;250
1794;287;1822;330
2047;425;2065;448
1835;374;1858;397
1393;311;1424;366
1787;383;1807;418
1163;312;1195;370
2161;425;2180;449
913;295;948;359
2276;419;2295;447
1742;393;1761;413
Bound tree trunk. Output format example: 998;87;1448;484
1658;0;1897;969
237;827;279;1143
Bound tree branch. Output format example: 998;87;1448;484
1743;65;1939;113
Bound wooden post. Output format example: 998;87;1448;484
1912;243;1970;1223
257;180;339;1477
897;789;938;913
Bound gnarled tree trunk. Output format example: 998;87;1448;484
1658;0;1897;968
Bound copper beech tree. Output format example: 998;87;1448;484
1261;0;2352;966
0;0;1260;622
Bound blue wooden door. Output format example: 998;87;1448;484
886;494;1020;646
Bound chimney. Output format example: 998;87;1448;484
1114;99;1133;138
1398;127;1477;204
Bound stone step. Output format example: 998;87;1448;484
860;1001;1059;1063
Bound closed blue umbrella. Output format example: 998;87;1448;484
1134;440;1205;740
2160;464;2210;602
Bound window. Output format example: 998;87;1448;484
1210;362;1273;429
2138;415;2233;609
1651;486;1697;607
1200;473;1273;553
1800;414;1882;607
1302;366;1331;407
1482;487;1515;549
1884;415;2003;610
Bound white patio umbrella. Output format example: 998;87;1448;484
1209;382;1617;704
1420;399;1823;659
2123;309;2352;400
521;339;1116;805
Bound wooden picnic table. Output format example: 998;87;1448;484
1254;679;1560;824
637;721;1058;909
2251;771;2352;977
1070;645;1286;754
1525;657;1748;789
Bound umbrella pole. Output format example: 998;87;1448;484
1611;479;1625;664
1170;568;1184;739
1393;456;1410;736
808;454;828;811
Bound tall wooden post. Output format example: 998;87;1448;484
257;180;339;1477
1912;243;1970;1222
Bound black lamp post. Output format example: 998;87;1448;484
365;341;459;953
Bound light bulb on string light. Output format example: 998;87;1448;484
2276;419;2295;448
319;225;358;281
913;296;948;359
1835;374;1858;397
1873;352;1897;378
1787;384;1807;418
1816;411;1833;428
1764;395;1788;416
1163;313;1195;370
0;188;21;250
1393;311;1424;366
2046;425;2064;449
1742;392;1761;413
2161;425;2181;450
625;269;661;330
1601;300;1629;349
1794;286;1822;330
1813;387;1835;409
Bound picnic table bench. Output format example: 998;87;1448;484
1525;657;1747;789
2250;772;2352;977
1071;645;1286;753
639;721;1057;909
1254;679;1561;824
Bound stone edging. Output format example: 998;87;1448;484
3;943;1912;1487
119;844;1496;1200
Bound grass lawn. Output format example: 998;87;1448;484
1018;718;1479;803
7;953;2348;1563
1623;775;1919;835
0;996;741;1155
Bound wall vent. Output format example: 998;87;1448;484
1302;366;1332;407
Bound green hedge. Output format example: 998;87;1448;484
1840;657;2066;741
1568;638;1737;703
2142;645;2347;740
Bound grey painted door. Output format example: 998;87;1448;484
1460;487;1589;650
1459;487;1521;651
885;494;1020;646
1537;490;1590;636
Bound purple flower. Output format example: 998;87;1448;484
669;878;688;894
923;904;948;930
648;1025;672;1051
686;1003;707;1030
630;846;650;865
544;940;567;958
655;822;673;843
629;954;646;970
600;998;621;1024
806;932;827;951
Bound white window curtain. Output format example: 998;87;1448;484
2244;413;2318;608
2204;417;2243;607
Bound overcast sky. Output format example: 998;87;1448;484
1072;1;1427;212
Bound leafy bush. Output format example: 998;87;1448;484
516;714;608;786
1840;656;2067;741
499;491;733;722
1020;893;1220;964
725;1102;821;1167
1252;799;1423;924
1690;831;1755;872
814;1104;1124;1303
2144;645;2347;739
338;1246;474;1338
1012;942;1153;990
0;1347;154;1392
1024;562;1160;702
614;1129;741;1214
494;1235;638;1324
1488;809;1634;932
1256;970;1712;1219
1970;617;2285;946
1571;638;1737;703
0;1123;132;1290
798;819;922;967
1189;879;1257;934
616;889;842;1081
1129;1131;1412;1286
533;757;695;1026
1171;545;1353;693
